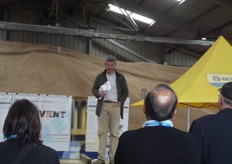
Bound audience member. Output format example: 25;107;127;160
115;84;197;164
189;82;232;164
0;99;60;164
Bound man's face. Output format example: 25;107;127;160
105;61;116;74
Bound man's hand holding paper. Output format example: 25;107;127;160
98;81;111;99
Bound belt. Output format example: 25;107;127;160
103;100;117;103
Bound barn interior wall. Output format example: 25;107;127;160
165;51;198;67
0;7;198;66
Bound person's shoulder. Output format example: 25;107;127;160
32;144;57;154
193;113;217;124
171;128;197;143
173;128;195;136
0;141;6;150
120;128;144;138
28;144;60;164
97;71;105;76
115;70;125;77
0;141;6;146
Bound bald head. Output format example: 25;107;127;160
144;84;177;121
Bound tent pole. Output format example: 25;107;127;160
187;103;190;131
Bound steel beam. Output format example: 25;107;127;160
0;21;214;46
107;39;155;63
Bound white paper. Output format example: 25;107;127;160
99;81;111;92
99;81;111;100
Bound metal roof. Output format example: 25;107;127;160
0;0;231;55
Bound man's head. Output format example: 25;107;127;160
144;84;177;121
105;55;116;74
218;82;232;110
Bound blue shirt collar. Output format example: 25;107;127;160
7;134;18;140
143;120;173;127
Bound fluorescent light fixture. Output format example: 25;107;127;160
107;4;155;25
176;0;185;4
201;37;207;40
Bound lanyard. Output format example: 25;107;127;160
7;134;18;140
143;120;173;127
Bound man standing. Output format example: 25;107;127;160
115;84;197;164
189;82;232;164
92;55;128;164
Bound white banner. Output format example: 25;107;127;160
86;96;130;152
0;93;72;152
0;94;12;141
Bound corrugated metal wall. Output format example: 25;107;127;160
5;31;88;54
165;51;198;67
0;7;198;66
0;30;6;40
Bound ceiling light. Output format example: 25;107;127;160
176;0;185;4
107;4;155;25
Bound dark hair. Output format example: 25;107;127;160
3;99;42;144
144;84;177;121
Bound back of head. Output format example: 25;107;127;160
219;82;232;107
144;84;177;121
3;99;42;144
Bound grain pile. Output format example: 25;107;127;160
0;40;216;131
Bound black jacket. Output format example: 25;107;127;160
0;140;60;164
115;126;198;164
92;69;128;119
189;108;232;164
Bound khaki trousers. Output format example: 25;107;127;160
97;102;120;161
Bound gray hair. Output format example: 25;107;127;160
220;94;232;106
105;55;116;62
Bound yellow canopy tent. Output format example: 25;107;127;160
171;36;232;107
131;36;232;129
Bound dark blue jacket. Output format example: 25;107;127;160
189;108;232;164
